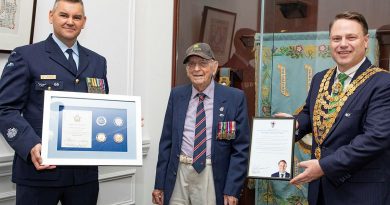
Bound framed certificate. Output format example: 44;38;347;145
41;91;142;166
248;118;295;180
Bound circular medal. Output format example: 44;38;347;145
96;116;107;126
113;117;124;127
113;133;124;143
96;133;107;142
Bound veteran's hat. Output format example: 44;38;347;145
183;43;215;64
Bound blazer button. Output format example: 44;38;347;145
47;86;52;90
75;79;80;84
173;171;177;176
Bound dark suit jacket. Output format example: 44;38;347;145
297;59;390;205
0;34;109;187
154;82;250;205
271;172;290;178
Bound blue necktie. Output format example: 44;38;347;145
66;49;77;74
193;93;207;173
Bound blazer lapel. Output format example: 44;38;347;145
176;85;192;150
325;59;372;141
45;35;77;76
211;83;227;159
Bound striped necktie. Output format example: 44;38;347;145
193;93;207;173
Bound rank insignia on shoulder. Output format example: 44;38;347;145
6;127;18;139
216;121;236;140
86;77;106;94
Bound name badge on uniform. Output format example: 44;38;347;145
40;75;57;80
216;121;236;140
86;77;106;94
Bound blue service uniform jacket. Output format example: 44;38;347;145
0;35;109;187
297;59;390;205
154;82;250;205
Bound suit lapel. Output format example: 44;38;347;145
176;85;192;150
211;83;227;159
45;35;77;76
77;44;90;76
325;59;372;141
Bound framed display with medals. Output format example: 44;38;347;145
248;118;295;180
41;91;142;166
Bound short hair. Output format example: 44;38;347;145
278;160;287;165
53;0;84;10
329;11;368;35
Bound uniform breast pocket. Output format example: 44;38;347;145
35;80;64;91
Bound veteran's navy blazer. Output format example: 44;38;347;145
297;58;390;205
0;35;109;187
154;82;250;205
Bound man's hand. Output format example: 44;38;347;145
273;112;299;128
290;159;324;185
152;189;164;205
224;195;238;205
30;144;56;170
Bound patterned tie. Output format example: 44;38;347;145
337;73;349;92
193;93;207;173
281;174;284;178
66;49;77;74
328;73;349;114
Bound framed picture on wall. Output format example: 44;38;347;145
200;6;236;65
0;0;37;53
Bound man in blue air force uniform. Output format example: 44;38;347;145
276;11;390;205
152;43;250;205
0;0;108;204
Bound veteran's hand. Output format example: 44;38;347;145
152;189;164;205
30;144;56;170
290;159;324;185
224;195;238;205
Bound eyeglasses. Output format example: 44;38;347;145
186;59;214;69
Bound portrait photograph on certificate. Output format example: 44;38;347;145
40;91;142;166
248;117;295;180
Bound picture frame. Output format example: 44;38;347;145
41;91;143;166
248;117;295;180
200;6;236;65
0;0;37;53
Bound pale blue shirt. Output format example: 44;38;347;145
181;80;215;158
52;33;80;69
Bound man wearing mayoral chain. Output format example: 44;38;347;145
276;11;390;205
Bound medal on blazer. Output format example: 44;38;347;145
312;67;385;159
217;121;236;140
86;77;106;94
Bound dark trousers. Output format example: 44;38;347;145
16;181;99;205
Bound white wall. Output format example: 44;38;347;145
0;0;173;204
133;0;173;204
